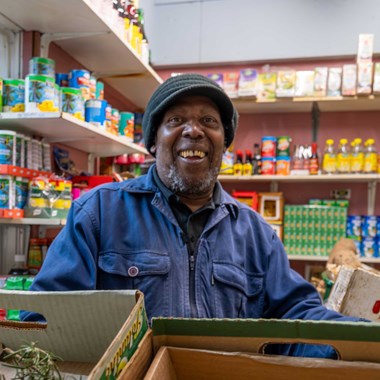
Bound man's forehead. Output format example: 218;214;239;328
164;94;220;112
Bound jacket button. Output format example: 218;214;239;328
128;266;139;277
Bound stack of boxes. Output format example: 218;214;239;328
283;205;347;256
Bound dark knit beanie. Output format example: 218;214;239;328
142;73;238;155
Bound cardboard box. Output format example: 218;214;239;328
326;266;380;322
136;317;380;379
144;346;380;380
0;290;151;379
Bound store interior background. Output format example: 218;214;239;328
15;0;380;276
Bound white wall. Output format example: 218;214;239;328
140;0;380;67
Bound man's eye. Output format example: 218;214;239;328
167;116;182;124
203;116;218;124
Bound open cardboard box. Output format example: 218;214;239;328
0;289;153;379
128;317;380;380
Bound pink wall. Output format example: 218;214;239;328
156;61;380;217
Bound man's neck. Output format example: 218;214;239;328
177;192;214;212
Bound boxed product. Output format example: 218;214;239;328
294;70;315;97
313;67;328;97
237;68;258;97
326;265;380;322
256;71;277;100
275;70;296;97
373;62;380;94
327;67;342;97
0;289;150;379
357;33;374;63
342;64;357;96
223;72;239;98
357;62;373;95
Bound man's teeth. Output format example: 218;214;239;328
179;150;206;158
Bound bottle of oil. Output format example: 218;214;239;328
309;142;319;175
251;143;262;175
336;138;350;174
322;139;337;174
233;150;243;176
364;138;378;173
350;138;364;174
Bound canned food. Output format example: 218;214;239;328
276;156;291;175
96;81;104;100
14;176;28;209
0;130;16;165
61;87;85;120
69;69;91;100
55;73;69;87
119;112;135;141
3;79;25;112
0;175;14;209
29;57;55;77
276;136;292;157
110;108;120;135
85;99;106;127
261;136;276;158
89;76;97;99
261;157;276;175
25;74;59;112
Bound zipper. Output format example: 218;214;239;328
189;254;195;271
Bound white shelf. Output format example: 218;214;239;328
0;0;163;109
0;112;147;157
219;174;380;183
288;255;380;264
233;95;380;114
0;218;66;226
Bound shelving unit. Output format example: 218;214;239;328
0;218;66;226
233;94;380;114
0;0;163;109
288;255;380;264
0;112;147;157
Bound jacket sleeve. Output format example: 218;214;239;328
30;200;99;292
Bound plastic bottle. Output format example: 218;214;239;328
243;150;253;176
322;139;337;174
27;238;43;275
233;150;243;176
309;142;319;175
337;138;351;174
251;143;262;175
364;138;378;173
350;138;364;174
291;144;303;171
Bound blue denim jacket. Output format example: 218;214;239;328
28;165;364;357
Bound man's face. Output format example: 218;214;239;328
153;95;225;198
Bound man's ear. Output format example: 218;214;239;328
150;144;157;154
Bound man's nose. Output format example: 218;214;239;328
183;120;204;137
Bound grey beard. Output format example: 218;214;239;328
166;164;219;195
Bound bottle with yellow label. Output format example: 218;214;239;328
336;138;351;174
322;139;337;174
350;138;364;174
243;150;253;176
233;150;243;176
364;138;378;173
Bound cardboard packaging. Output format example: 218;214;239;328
0;290;151;379
326;266;380;322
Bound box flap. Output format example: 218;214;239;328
0;289;139;362
151;318;380;362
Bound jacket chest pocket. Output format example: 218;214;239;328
98;250;171;319
211;261;264;318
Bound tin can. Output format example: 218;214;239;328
96;81;104;100
276;136;292;157
25;74;59;112
110;108;120;135
0;175;14;209
105;103;112;133
261;136;276;158
119;112;135;140
0;130;16;165
68;69;91;100
85;99;106;127
89;76;97;99
362;215;377;238
29;57;55;78
3;79;25;112
261;157;276;175
276;156;291;175
14;176;28;209
0;77;3;112
61;87;85;120
134;113;144;144
55;73;69;87
15;133;25;167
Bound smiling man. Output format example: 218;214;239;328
27;74;367;357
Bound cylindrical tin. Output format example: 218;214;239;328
85;99;106;127
55;73;69;87
14;176;29;209
0;130;16;165
29;57;55;78
61;87;85;120
0;175;14;209
3;79;25;112
119;112;135;141
261;157;276;175
261;136;276;158
276;136;292;157
68;69;91;100
25;74;59;112
276;156;291;175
